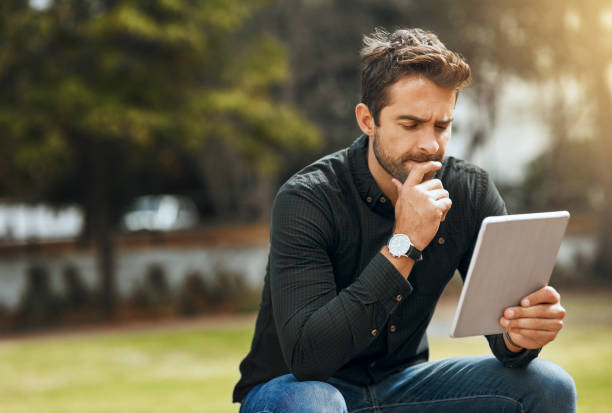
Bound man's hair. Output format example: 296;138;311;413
360;28;472;125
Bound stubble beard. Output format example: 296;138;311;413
372;129;443;183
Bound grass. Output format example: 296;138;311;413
0;320;254;413
0;292;610;413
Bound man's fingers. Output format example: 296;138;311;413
429;188;449;201
509;328;557;342
500;316;564;332
420;178;444;190
503;304;566;320
521;286;560;307
505;330;545;350
405;161;442;186
436;197;452;214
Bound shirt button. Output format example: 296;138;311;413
438;237;446;245
371;329;377;336
390;325;397;333
370;361;376;367
395;294;403;302
379;197;387;203
366;196;373;203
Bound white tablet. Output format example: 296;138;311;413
450;211;570;338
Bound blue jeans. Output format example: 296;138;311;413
239;356;576;412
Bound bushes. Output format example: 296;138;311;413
178;267;258;316
129;264;173;316
63;264;91;309
16;266;62;328
9;262;261;330
127;264;261;318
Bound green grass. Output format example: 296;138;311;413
0;323;254;413
0;293;610;412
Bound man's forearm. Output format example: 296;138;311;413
380;245;416;279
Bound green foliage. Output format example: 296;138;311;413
0;0;320;314
0;0;320;206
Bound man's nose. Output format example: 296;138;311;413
416;129;440;154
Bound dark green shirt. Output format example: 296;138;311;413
233;134;540;403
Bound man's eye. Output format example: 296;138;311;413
436;125;450;130
402;124;418;130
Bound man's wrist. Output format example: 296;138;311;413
503;330;524;353
381;246;415;279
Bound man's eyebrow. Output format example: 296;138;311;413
396;115;454;123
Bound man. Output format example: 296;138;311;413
234;28;576;412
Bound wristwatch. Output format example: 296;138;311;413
387;234;423;262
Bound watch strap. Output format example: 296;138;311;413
407;244;423;262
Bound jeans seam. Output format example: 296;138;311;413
351;394;524;412
366;384;380;413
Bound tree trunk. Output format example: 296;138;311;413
94;200;115;318
592;67;612;280
86;141;116;318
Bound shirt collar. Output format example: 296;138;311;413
348;134;394;216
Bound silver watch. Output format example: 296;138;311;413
387;234;423;262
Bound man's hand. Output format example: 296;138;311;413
391;161;451;251
499;286;566;351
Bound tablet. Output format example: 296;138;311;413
450;211;570;338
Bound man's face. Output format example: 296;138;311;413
371;75;456;183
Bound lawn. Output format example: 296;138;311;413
0;293;610;413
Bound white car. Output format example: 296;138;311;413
121;195;199;232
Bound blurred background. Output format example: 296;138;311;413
0;0;610;412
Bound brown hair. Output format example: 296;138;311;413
360;28;471;125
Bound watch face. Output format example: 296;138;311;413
389;234;411;257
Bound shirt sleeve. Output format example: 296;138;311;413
457;170;541;368
269;186;413;381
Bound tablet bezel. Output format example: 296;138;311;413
450;211;570;338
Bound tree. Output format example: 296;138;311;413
0;0;319;317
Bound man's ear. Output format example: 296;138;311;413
355;103;375;136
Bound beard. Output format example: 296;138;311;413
372;129;443;183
